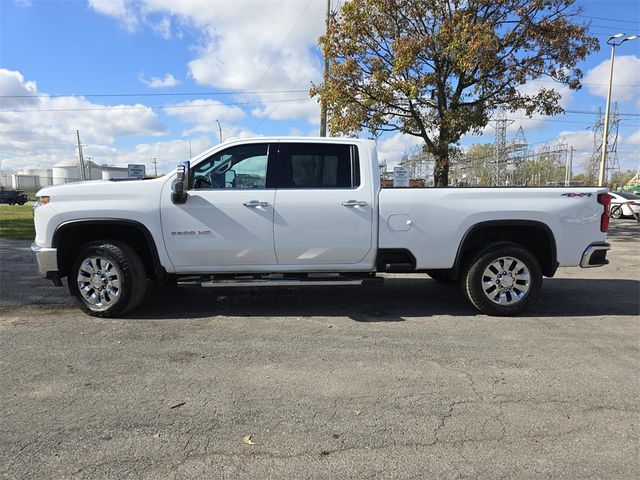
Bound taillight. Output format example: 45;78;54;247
598;193;612;232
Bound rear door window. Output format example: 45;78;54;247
278;143;360;189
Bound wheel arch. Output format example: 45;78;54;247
453;220;558;278
53;219;166;282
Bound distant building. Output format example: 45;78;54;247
100;165;129;180
12;168;53;190
7;159;131;190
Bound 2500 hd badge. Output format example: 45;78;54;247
170;230;212;236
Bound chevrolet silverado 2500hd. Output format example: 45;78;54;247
32;137;611;317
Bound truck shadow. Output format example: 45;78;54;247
607;220;640;243
133;277;640;321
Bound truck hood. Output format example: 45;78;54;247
36;178;161;198
36;176;167;203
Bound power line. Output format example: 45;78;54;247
564;110;640;117
249;0;317;132
507;117;614;126
535;79;639;88
1;97;314;113
251;0;313;93
590;24;640;30
0;131;77;134
0;89;309;99
577;14;640;25
588;30;638;38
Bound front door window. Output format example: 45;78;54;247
191;144;269;190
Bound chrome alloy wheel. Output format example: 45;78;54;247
481;256;531;306
76;256;122;311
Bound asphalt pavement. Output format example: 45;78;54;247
1;220;638;479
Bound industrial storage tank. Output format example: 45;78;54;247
52;159;102;184
52;159;79;185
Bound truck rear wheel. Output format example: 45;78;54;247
462;242;542;316
69;241;147;318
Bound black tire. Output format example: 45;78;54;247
17;201;26;206
7;199;15;206
426;270;457;284
69;241;147;318
610;205;623;219
462;242;542;316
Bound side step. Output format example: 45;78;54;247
177;273;383;288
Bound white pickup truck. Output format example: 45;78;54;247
32;137;612;317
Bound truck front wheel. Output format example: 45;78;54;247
462;243;542;316
69;241;147;318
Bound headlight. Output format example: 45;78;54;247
34;196;50;209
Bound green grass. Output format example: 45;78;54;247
0;204;35;240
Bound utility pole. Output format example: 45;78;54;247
152;157;158;177
85;156;92;180
216;119;223;143
319;0;331;137
76;130;86;181
565;146;573;186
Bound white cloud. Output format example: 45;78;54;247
89;0;324;124
465;80;577;141
0;69;167;171
0;68;39;108
164;99;246;137
584;55;640;103
557;130;594;151
553;130;595;170
251;97;319;124
150;16;172;39
87;0;138;31
139;73;181;88
376;133;423;168
625;129;640;145
85;135;214;172
508;80;575;134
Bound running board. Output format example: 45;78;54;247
177;273;383;288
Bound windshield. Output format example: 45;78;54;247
616;192;640;200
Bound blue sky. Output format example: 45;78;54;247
0;0;638;175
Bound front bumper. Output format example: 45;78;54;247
580;242;610;268
31;243;61;284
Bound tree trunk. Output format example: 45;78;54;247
433;153;449;187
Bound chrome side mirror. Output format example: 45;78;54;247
171;160;190;204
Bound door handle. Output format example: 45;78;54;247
243;200;271;208
342;200;368;207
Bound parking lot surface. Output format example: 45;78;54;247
1;220;639;479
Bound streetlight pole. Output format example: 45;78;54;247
598;33;638;186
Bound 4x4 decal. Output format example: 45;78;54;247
561;192;593;198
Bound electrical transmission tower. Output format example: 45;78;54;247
488;110;515;186
400;144;433;185
586;103;621;184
